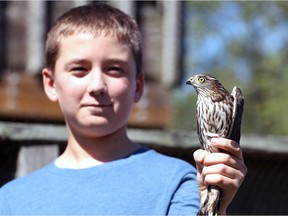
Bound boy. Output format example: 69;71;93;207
0;4;246;215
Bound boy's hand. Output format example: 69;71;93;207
193;138;247;215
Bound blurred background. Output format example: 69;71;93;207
1;1;288;214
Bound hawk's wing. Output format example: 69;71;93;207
228;86;244;144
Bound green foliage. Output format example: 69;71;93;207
244;51;288;135
170;1;288;136
169;90;197;131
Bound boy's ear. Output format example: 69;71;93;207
42;68;58;102
134;72;144;103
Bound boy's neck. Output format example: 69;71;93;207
55;126;140;169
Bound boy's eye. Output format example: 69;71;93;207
65;59;90;75
107;66;125;76
71;66;87;72
68;66;89;77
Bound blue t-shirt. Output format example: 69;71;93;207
0;147;200;215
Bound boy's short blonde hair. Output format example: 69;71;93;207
45;3;143;76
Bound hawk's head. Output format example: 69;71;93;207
186;74;229;101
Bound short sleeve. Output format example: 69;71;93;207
167;172;200;215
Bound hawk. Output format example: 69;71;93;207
186;74;244;215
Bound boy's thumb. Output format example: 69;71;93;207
193;149;208;173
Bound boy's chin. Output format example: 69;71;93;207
74;120;126;138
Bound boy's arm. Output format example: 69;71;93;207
193;137;247;215
168;172;200;215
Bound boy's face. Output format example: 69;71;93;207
43;33;143;138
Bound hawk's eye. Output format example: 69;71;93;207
198;77;205;83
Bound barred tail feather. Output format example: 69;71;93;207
198;185;221;216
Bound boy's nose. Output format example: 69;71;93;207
88;70;107;96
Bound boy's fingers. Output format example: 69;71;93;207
202;152;240;170
193;149;206;173
193;149;208;164
211;137;243;160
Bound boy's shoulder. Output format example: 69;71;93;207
1;162;53;193
130;147;197;176
143;148;191;166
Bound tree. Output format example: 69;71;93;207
170;1;288;135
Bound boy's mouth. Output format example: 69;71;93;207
82;103;112;107
81;101;113;109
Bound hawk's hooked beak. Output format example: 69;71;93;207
186;77;194;85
